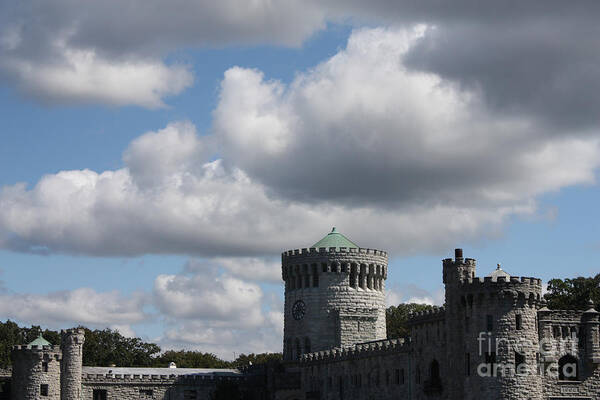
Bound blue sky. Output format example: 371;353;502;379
1;1;599;358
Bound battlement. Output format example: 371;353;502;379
282;247;387;259
12;344;61;352
443;257;476;266
459;275;542;290
299;338;408;364
408;306;446;325
82;372;243;384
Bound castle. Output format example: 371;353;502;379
5;228;600;399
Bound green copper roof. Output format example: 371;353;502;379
28;334;51;347
311;227;359;249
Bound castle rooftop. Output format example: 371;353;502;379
27;334;51;348
311;227;358;249
489;264;511;282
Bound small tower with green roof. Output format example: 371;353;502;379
11;334;61;400
281;227;388;360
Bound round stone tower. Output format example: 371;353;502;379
11;334;61;400
282;228;388;361
60;328;85;400
443;249;544;400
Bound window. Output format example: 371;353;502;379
184;390;197;400
515;352;526;374
40;384;48;396
312;264;319;287
349;265;357;288
486;315;494;332
42;361;48;372
385;370;390;385
394;369;400;384
429;360;441;388
304;337;311;354
516;314;522;330
304;274;310;288
140;389;153;399
295;338;301;360
416;366;421;384
465;353;471;376
400;369;405;384
558;355;578;381
322;263;327;273
93;389;108;400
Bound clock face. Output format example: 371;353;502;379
292;300;306;320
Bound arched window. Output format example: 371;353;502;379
558;355;578;381
349;264;357;288
304;337;311;354
359;264;366;289
286;339;292;360
429;359;441;388
295;338;301;360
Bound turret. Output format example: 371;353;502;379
60;328;85;400
583;299;600;364
443;248;476;286
11;335;61;400
282;228;388;360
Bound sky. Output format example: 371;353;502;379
0;1;599;360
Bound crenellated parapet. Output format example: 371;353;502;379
282;247;388;287
82;373;244;385
299;338;408;364
456;275;543;307
407;306;446;325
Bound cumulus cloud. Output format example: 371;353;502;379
214;27;600;207
153;267;264;328
0;28;599;257
0;287;148;328
1;43;193;108
386;284;444;307
0;0;324;107
153;262;284;358
2;1;600;115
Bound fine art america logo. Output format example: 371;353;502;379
475;331;579;379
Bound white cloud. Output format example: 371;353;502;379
207;257;281;283
1;43;193;108
386;284;444;306
153;269;264;328
0;287;148;328
0;28;599;258
0;0;325;107
153;263;283;358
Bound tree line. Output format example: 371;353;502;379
0;322;281;369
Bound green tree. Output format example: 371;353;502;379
544;274;600;310
386;303;435;339
232;352;282;369
153;350;230;368
82;327;161;367
0;321;61;368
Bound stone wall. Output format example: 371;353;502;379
300;339;411;400
82;374;242;400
